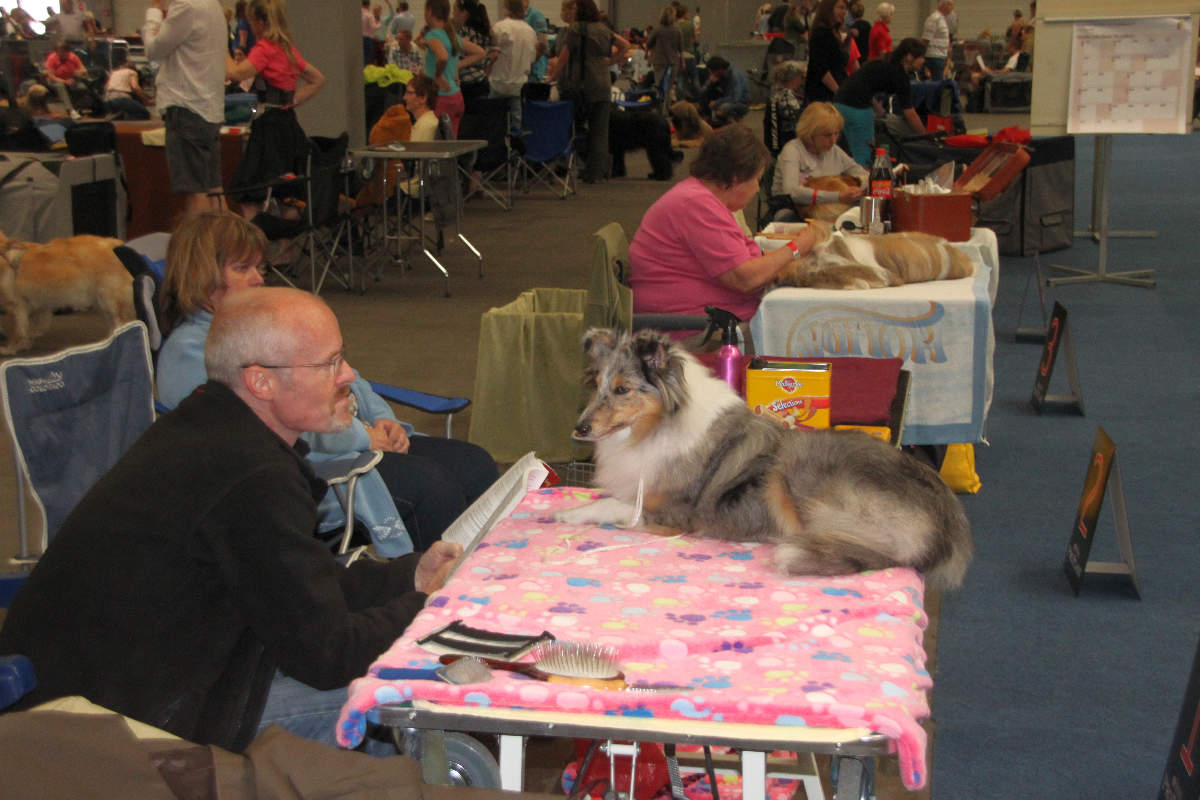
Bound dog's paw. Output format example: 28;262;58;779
554;497;636;527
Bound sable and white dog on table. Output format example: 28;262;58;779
557;328;974;589
772;219;975;290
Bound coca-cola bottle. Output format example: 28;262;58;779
868;148;893;235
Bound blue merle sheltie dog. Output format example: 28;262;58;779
556;328;973;589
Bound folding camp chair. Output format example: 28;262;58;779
589;222;707;335
1;321;155;565
517;99;576;198
248;134;355;294
457;96;517;211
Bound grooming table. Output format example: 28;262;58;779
337;487;934;794
750;227;998;445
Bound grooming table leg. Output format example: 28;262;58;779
741;749;767;798
420;729;450;785
498;734;526;791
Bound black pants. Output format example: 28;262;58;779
373;436;498;552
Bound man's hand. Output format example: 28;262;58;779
367;419;410;453
414;540;463;593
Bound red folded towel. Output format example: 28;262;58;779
993;126;1032;144
696;355;903;425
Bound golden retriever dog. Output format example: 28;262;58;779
668;100;713;143
0;232;134;354
778;219;975;290
794;174;862;222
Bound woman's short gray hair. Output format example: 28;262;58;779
771;60;805;86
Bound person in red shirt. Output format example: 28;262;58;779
868;1;893;60
225;0;324;108
42;38;88;112
224;0;325;216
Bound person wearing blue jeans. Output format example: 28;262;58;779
698;56;749;123
0;288;463;754
833;37;927;165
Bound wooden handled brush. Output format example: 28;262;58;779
439;642;627;690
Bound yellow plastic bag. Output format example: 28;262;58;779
940;443;981;494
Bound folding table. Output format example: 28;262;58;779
350;139;485;296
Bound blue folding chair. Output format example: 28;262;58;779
1;321;155;564
517;99;576;199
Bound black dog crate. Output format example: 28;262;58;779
901;135;1075;257
977;135;1074;256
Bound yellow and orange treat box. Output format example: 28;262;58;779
745;358;832;431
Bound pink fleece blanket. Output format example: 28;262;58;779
337;487;933;790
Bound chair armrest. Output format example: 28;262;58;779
369;381;470;415
206;172;313;199
310;450;384;486
0;655;36;710
632;313;710;332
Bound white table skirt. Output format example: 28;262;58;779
750;228;998;445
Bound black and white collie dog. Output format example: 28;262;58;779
557;329;973;589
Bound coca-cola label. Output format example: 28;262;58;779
871;180;892;199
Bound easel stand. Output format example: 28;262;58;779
1050;134;1157;288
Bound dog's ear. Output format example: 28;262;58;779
582;328;620;361
632;329;688;413
631;329;673;373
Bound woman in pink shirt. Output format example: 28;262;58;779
629;125;815;326
225;0;325;213
226;0;324;107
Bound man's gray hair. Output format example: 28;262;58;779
205;288;316;389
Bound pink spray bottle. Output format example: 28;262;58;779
703;306;743;396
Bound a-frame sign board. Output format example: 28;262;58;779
1032;302;1086;414
1062;426;1141;598
1160;635;1200;799
1015;253;1050;343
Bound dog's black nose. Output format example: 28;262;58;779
573;422;591;438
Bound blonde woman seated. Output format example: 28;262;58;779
770;101;867;222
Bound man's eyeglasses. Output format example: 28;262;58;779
242;351;347;375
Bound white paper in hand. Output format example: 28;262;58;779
439;451;549;554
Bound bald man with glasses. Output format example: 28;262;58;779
0;288;462;754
